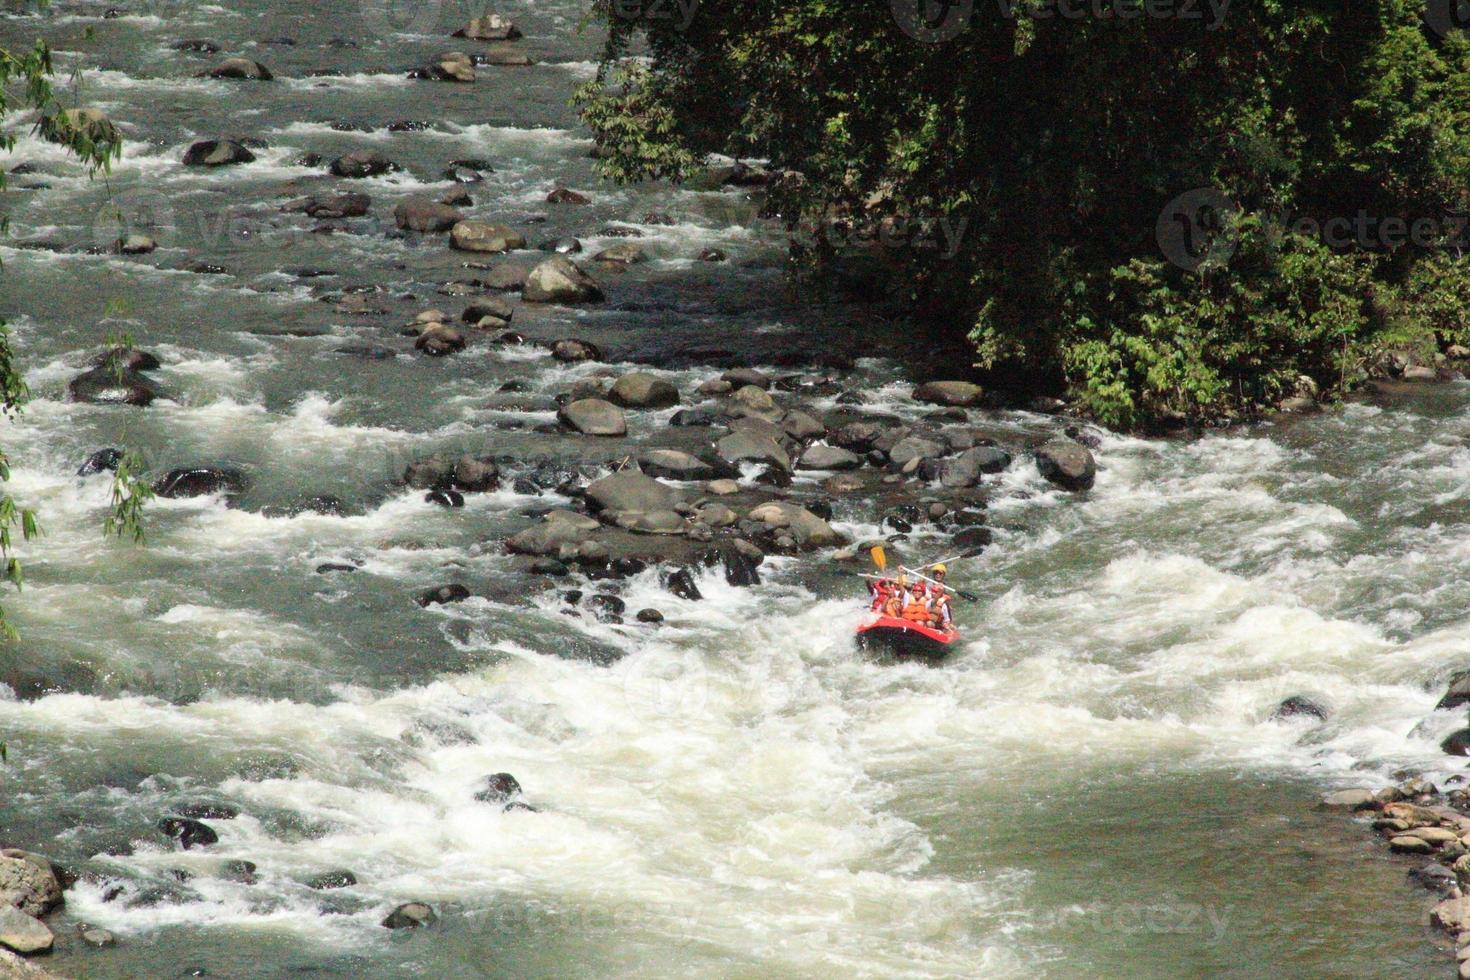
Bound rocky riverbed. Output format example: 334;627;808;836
6;1;1470;978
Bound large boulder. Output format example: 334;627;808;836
939;446;1011;488
427;51;475;82
550;338;602;363
888;435;945;468
1035;438;1097;491
796;445;862;471
584;471;678;514
205;58;273;80
450;221;525;253
506;512;598;557
0;908;52;955
608;372;679;409
154;467;246;499
522;256;604;304
394;197;462;233
913;380;985;407
558;399;627;437
461;298;513;329
781;410;826;441
1437;670;1470;711
746;502;848;549
638;450;716;481
383;902;436;929
329;151;397;178
67;365;163;407
716;431;791;473
455;14;521;40
182;139;256;167
0;852;61;918
282;191;370;218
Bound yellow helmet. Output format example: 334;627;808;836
932;564;947;575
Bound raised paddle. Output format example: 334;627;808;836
898;565;981;602
871;545;887;571
852;571;979;603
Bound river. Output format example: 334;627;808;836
0;0;1463;977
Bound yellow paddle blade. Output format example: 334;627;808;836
870;546;887;571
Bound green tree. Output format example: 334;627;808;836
577;0;1470;428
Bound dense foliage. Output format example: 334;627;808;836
577;0;1470;428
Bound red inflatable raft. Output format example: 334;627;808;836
855;616;959;660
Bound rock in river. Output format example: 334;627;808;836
329;150;397;178
1035;438;1097;491
153;467;246;499
584;470;678;514
204;57;273;80
558;398;627;437
551;339;602;363
67;366;163;407
913;380;984;407
608;372;679;409
0;907;52;955
451;221;526;253
394;197;462;233
522;256;604;304
182;139;256;167
383;902;436;929
0;851;62;918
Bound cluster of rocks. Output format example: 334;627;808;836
0;848;70;961
1315;671;1470;977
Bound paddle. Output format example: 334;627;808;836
851;571;980;603
870;545;887;571
898;565;981;602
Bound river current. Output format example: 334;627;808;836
0;1;1464;977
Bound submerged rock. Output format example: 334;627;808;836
1270;695;1327;722
204;58;273;80
550;339;602;363
182;139;256;167
416;584;471;607
305;870;358;890
67;366;163;407
328;151;398;179
77;447;123;476
383;902;436;929
394;197;462;233
153;467;246;499
473;773;522;804
157;817;218;849
1437;670;1470;711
